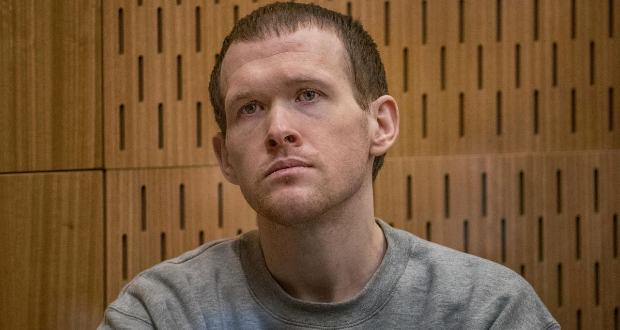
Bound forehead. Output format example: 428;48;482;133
220;27;350;93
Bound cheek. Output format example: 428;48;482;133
321;114;371;165
226;136;255;173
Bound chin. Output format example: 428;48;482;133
252;188;329;227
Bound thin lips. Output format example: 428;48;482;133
266;158;311;177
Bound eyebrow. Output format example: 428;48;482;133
226;76;333;106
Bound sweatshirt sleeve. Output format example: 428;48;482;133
97;306;156;330
487;276;561;330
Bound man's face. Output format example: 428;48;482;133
215;27;376;226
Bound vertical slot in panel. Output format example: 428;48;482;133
459;93;465;137
577;309;582;330
422;94;428;138
233;5;239;24
426;221;432;241
422;0;427;44
158;103;164;149
119;104;125;150
496;0;502;41
196;7;201;52
160;232;166;261
141;186;147;231
177;0;181;4
614;214;618;258
463;220;469;253
478;45;483;89
501;218;506;263
590;41;595;85
552;43;557;87
384;1;390;46
180;184;185;230
481;172;487;217
615;307;618;329
558;263;563;306
122;234;128;280
347;2;352;16
595;262;600;305
534;90;539;134
218;182;223;228
497;91;503;135
119;8;124;54
576;215;581;260
538;216;544;261
571;89;576;133
157;7;163;53
459;0;464;43
610;88;615;131
534;0;539;41
519;171;524;215
177;55;182;100
520;264;525;277
138;0;143;6
199;230;204;246
403;48;409;92
515;44;521;88
444;174;450;219
571;0;576;39
139;56;144;102
196;102;202;147
611;0;615;38
441;46;446;90
594;168;599;212
557;170;562;214
407;175;412;220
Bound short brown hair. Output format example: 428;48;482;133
209;2;388;181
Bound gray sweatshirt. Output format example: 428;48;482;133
99;220;560;329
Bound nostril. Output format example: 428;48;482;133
284;135;295;143
268;139;277;147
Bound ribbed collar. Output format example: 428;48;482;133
239;219;411;328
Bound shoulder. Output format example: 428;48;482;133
392;226;527;293
128;236;239;290
388;226;559;329
104;237;242;325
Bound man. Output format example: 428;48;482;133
99;3;559;329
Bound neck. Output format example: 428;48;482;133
256;178;387;303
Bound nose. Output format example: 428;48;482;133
264;104;302;151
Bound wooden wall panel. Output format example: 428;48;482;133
103;0;218;168
105;166;255;303
374;150;620;329
101;0;620;166
0;171;104;329
0;0;102;173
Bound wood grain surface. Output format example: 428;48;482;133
0;171;104;329
0;0;102;173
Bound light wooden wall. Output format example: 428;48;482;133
0;0;104;329
0;171;104;329
1;0;618;329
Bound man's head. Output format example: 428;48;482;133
209;2;389;180
209;2;398;225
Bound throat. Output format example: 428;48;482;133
259;217;387;303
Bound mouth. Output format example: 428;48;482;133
265;158;312;178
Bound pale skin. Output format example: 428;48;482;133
213;27;399;303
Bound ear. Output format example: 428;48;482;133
212;132;239;185
368;95;400;156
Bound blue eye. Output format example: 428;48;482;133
298;90;318;102
240;102;259;115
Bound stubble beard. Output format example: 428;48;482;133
242;158;370;230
